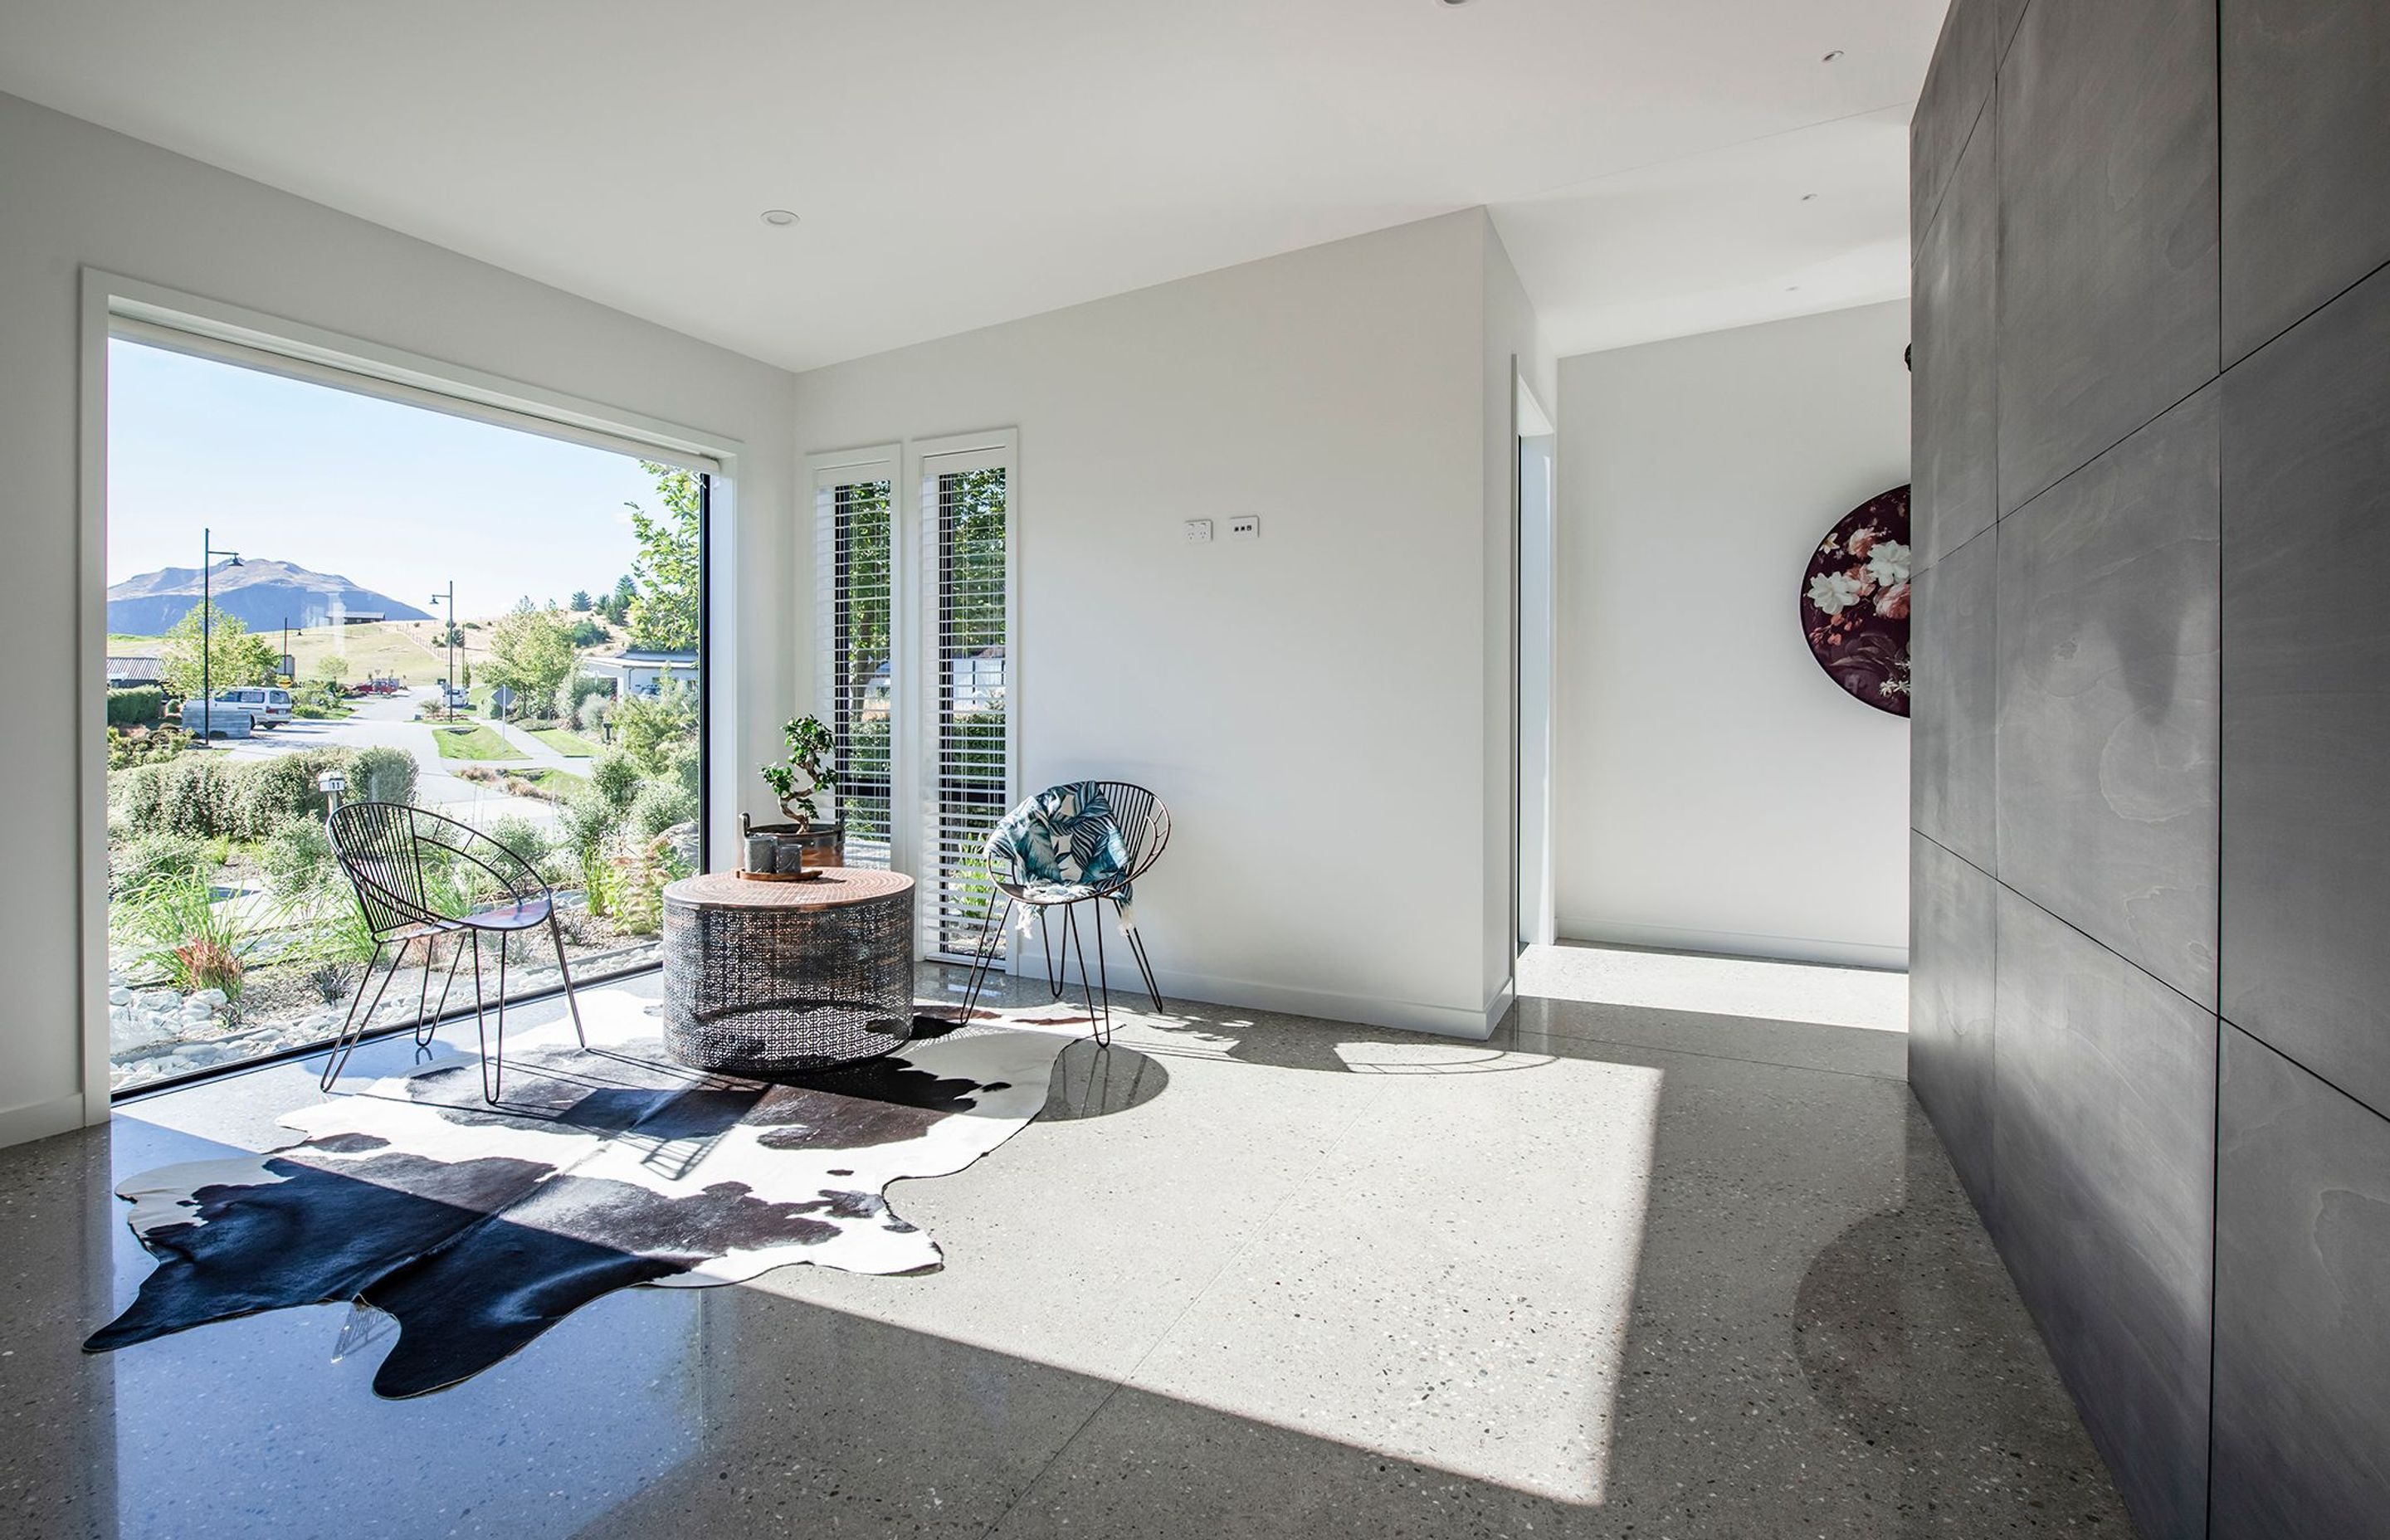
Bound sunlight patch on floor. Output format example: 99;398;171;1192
1519;942;1907;1033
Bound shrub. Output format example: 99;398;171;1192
108;685;164;727
234;748;357;840
628;780;699;841
483;815;551;868
261;819;336;903
111;831;212;898
113;863;257;998
554;790;622;913
614;680;697;772
107;724;190;769
589;750;643;812
656;737;702;801
117;755;242;839
351;743;417;805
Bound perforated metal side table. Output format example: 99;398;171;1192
661;869;915;1076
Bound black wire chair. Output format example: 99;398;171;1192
320;801;586;1102
958;782;1170;1047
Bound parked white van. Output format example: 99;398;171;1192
208;686;293;727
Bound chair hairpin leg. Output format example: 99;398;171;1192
1066;900;1111;1049
958;890;1013;1026
1122;919;1165;1015
549;913;587;1049
1036;907;1070;1001
418;934;467;1048
319;939;393;1093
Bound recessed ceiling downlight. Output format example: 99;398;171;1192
760;209;799;227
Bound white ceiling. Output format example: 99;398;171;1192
0;0;1941;373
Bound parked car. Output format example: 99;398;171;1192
209;686;293;727
180;699;258;738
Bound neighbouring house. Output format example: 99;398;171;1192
105;655;163;690
578;648;698;699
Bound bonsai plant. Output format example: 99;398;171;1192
759;715;837;832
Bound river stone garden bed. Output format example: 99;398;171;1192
109;894;666;1093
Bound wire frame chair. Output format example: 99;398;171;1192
958;782;1171;1046
321;801;587;1102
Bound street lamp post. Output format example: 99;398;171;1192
431;582;456;719
200;528;242;748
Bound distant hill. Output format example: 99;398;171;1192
107;559;432;636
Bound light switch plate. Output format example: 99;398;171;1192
1227;515;1261;541
1183;519;1213;543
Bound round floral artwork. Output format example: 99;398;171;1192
1801;485;1912;717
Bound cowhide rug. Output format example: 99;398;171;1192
87;993;1083;1397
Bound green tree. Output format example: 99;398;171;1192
483;599;578;720
625;462;700;651
569;589;593;612
158;602;276;698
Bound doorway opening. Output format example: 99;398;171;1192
1516;377;1557;955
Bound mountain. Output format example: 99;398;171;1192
107;559;433;636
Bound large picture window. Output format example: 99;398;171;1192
103;332;710;1096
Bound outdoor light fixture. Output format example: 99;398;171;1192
760;209;798;227
199;527;241;748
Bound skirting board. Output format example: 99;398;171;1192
1554;916;1908;973
1003;953;1510;1041
0;1091;88;1152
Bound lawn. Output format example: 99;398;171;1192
430;722;526;762
529;726;601;758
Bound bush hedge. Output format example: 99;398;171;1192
107;685;165;727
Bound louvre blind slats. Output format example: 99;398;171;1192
921;464;1011;961
816;475;895;870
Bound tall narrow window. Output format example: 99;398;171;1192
815;463;895;868
920;449;1013;961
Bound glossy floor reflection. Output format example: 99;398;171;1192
0;957;2129;1538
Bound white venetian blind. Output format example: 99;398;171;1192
920;456;1012;960
816;473;895;868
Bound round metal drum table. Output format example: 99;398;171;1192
661;869;915;1076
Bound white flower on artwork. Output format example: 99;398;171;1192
1807;570;1864;615
1866;539;1911;587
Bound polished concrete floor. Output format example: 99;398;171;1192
0;948;2129;1538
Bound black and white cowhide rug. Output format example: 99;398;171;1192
86;995;1083;1397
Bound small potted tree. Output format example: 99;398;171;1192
744;715;842;879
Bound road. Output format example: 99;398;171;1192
210;687;572;828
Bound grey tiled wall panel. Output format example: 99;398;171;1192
1997;386;2219;1007
2221;0;2390;363
2221;263;2390;1115
1913;0;1999;250
2212;1026;2390;1540
1912;528;1997;870
1909;832;1998;1213
1914;107;1999;569
1997;0;2220;514
1992;889;2214;1540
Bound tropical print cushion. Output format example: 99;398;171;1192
988;782;1136;927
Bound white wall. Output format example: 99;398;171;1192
790;210;1524;1037
1554;300;1910;969
0;91;799;1147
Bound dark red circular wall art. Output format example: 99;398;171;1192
1801;485;1912;717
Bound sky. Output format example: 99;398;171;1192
106;339;661;618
